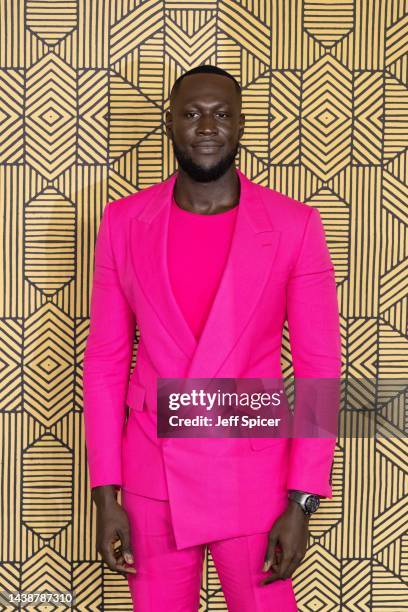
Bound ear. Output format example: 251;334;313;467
239;114;245;137
164;110;172;137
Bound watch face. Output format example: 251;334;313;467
305;495;320;513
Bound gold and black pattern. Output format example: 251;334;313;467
0;1;407;609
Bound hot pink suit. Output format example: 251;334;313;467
83;167;342;552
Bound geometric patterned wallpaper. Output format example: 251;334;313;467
0;1;407;609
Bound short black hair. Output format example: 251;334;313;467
170;64;241;105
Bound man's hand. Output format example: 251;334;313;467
92;485;136;575
260;500;309;585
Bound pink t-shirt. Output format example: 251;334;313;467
167;194;239;340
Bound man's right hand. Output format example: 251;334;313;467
92;485;136;575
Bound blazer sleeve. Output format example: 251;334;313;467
83;202;136;490
285;207;342;498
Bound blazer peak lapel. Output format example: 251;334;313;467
185;169;281;380
129;172;198;361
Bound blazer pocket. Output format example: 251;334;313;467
125;380;146;412
249;437;287;451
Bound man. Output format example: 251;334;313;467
83;65;341;610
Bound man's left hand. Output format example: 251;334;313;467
260;500;309;585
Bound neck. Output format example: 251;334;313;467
173;166;240;215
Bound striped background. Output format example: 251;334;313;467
0;1;407;609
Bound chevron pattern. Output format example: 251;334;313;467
25;54;76;180
0;0;407;610
302;55;353;180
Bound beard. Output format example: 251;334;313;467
172;138;240;183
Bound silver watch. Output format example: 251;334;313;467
288;489;320;516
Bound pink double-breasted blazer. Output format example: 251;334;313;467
83;167;342;549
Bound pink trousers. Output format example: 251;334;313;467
121;489;298;611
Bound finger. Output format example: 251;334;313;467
281;554;303;580
101;542;120;573
262;534;278;572
112;548;137;575
260;565;281;586
271;546;282;571
113;548;126;566
115;560;137;575
102;538;137;575
277;551;295;579
118;527;135;566
260;574;280;586
260;547;287;585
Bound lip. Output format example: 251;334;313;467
193;142;222;148
193;144;222;152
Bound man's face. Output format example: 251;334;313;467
165;73;245;183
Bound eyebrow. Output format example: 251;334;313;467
181;102;232;109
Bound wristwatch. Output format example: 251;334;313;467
288;489;320;517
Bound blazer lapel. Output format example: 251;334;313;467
129;171;197;361
185;169;281;379
129;167;281;378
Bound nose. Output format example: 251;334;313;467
196;115;218;134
